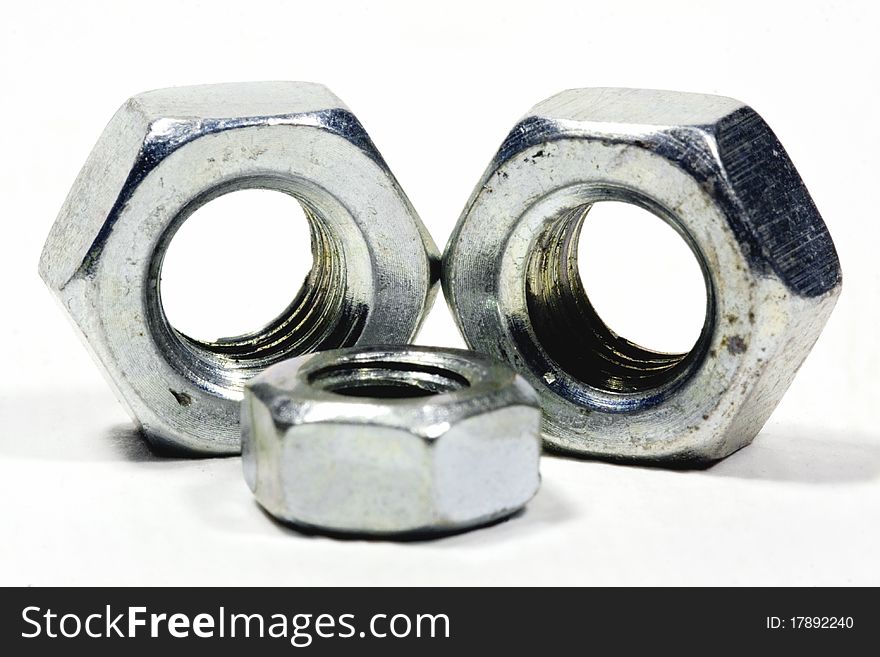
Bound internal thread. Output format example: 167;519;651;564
309;360;470;398
525;203;700;394
158;192;368;392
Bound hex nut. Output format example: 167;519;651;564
39;82;439;455
443;88;842;463
241;346;542;536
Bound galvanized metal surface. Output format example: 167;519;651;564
443;87;842;463
39;82;439;455
241;346;542;536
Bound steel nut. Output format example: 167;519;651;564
443;88;842;463
241;346;541;536
39;82;439;455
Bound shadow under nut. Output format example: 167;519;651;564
442;87;841;464
39;82;439;455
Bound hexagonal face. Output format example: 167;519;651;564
443;88;842;463
39;83;438;454
279;423;436;534
241;346;542;535
432;406;543;525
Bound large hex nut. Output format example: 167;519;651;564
443;88;842;463
241;346;541;536
39;82;439;455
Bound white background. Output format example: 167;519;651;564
2;0;878;585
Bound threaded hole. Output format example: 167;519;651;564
309;360;470;398
179;199;353;364
579;202;707;354
525;199;711;395
148;179;369;394
160;189;313;342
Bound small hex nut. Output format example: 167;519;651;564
39;82;439;455
241;346;542;536
443;88;842;463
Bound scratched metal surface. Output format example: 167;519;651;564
39;82;439;455
443;88;842;462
